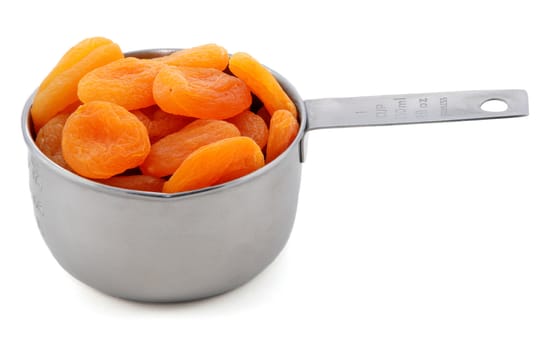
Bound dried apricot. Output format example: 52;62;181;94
229;52;297;118
153;44;229;71
228;110;268;149
59;100;83;116
153;66;252;119
98;175;165;192
78;57;164;110
133;108;193;143
148;109;194;142
163;136;264;193
140;119;240;177
31;39;307;193
31;37;123;132
266;109;300;163
35;112;70;169
62;101;150;179
132;109;152;130
256;106;272;126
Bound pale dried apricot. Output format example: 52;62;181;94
35;112;70;169
153;66;252;119
31;37;123;132
266;109;299;163
62;101;150;179
228;110;268;149
98;175;165;192
78;57;164;110
153;44;229;71
163;136;264;193
229;52;297;118
140;119;240;177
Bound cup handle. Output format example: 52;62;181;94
300;89;529;161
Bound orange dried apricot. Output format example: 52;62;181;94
256;106;271;126
228;110;268;149
148;109;194;142
62;101;150;179
229;52;297;118
37;37;116;95
153;44;229;71
266;109;300;163
31;39;307;193
163;136;264;193
140;119;240;177
59;100;83;116
35;112;71;169
78;57;164;110
31;37;123;132
153;66;252;119
132;108;193;143
132;109;152;130
98;175;165;192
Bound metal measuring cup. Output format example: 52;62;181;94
22;49;529;302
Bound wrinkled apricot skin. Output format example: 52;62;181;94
31;39;304;193
62;101;150;179
266;109;300;163
153;44;229;71
140;119;240;177
98;175;165;192
150;108;194;142
133;108;193;143
153;66;252;119
78;57;164;110
228;111;268;149
163;136;264;193
31;37;123;132
35;113;70;169
229;52;297;118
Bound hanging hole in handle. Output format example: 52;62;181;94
480;99;509;112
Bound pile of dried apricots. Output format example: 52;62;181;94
31;37;299;193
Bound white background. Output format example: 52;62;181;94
1;0;542;349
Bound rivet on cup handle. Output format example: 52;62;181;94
301;89;529;161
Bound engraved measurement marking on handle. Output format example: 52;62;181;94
314;94;452;124
369;95;447;120
373;97;414;118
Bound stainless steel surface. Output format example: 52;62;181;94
302;90;529;161
22;57;307;302
22;48;530;302
305;90;528;130
26;143;301;302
